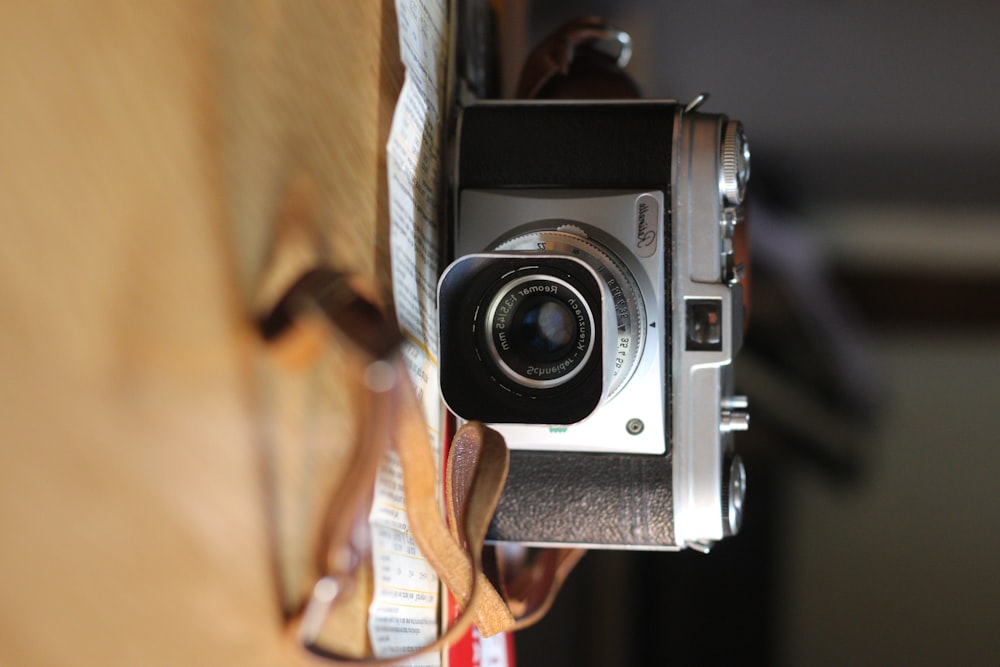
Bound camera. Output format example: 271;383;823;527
438;101;750;550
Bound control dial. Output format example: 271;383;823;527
720;120;750;206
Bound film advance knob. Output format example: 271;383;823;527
720;120;750;206
721;455;747;536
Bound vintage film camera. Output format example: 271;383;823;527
438;101;750;551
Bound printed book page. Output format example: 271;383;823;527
368;0;448;664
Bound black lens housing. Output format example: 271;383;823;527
439;254;605;424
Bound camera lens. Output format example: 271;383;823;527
438;254;606;424
518;298;575;354
495;227;646;400
484;274;595;390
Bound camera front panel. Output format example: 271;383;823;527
452;191;668;457
444;101;748;549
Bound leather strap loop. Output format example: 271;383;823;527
499;547;586;631
516;16;640;100
445;423;516;635
287;362;508;664
265;270;523;661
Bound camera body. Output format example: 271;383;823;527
438;101;749;550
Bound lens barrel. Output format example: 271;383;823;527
484;274;595;389
438;253;606;424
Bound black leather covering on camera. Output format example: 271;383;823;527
491;451;675;546
457;102;678;191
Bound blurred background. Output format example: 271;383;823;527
511;1;1000;665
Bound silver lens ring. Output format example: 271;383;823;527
495;228;645;398
483;273;596;390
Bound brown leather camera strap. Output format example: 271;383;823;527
266;279;509;663
516;16;640;100
445;425;585;634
